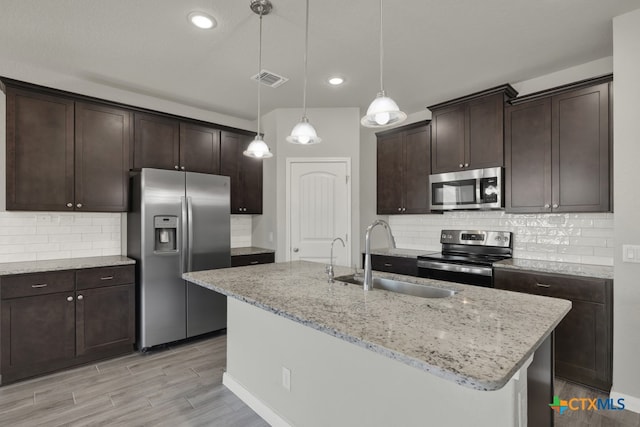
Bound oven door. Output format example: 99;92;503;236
417;259;494;287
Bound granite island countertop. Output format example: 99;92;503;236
184;260;571;391
0;255;135;276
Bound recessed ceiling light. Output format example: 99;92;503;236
328;77;345;86
188;12;217;30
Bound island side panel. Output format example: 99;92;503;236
224;298;530;427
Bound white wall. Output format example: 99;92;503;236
611;7;640;411
0;59;255;260
256;108;360;264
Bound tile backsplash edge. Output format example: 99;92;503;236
388;211;614;266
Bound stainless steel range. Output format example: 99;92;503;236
417;230;512;287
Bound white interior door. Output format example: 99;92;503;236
287;159;351;267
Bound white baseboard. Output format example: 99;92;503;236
610;390;640;414
223;372;292;427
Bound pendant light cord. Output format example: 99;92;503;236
257;9;264;137
379;0;384;93
302;0;309;118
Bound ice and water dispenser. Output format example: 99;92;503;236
154;216;177;252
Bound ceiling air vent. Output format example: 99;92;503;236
251;69;289;88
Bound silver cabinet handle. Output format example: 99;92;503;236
293;248;299;253
402;207;406;212
384;263;393;267
77;294;84;300
459;163;464;168
238;207;242;212
243;208;248;212
175;165;179;170
76;203;82;208
536;283;551;288
464;163;469;167
544;204;550;208
67;296;73;302
552;204;559;208
249;261;259;265
397;207;402;211
100;276;114;280
31;284;48;288
181;166;185;170
67;203;73;208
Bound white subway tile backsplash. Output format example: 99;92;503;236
230;215;252;248
389;211;614;266
0;212;123;263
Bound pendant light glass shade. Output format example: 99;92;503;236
361;0;406;129
244;135;273;158
361;91;407;127
287;0;321;145
245;0;274;159
287;116;321;145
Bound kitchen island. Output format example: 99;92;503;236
184;261;570;427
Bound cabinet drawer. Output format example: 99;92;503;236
494;269;608;303
1;271;75;299
231;253;275;267
368;255;418;277
76;265;135;290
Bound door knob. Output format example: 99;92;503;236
544;204;550;208
175;165;179;170
552;204;559;208
77;295;84;300
67;296;73;302
66;203;73;208
459;163;464;168
464;163;469;167
76;203;82;208
293;248;299;253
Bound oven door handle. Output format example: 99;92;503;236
416;260;493;277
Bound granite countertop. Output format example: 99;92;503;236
0;255;135;276
184;261;570;391
368;248;437;258
231;247;275;257
493;258;613;280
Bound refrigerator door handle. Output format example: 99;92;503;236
181;195;189;274
187;196;194;272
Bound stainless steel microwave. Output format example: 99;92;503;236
429;167;503;211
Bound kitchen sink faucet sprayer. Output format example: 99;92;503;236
326;237;346;282
364;220;396;291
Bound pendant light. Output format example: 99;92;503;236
286;0;321;145
244;0;274;159
360;0;406;128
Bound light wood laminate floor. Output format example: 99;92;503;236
0;332;638;426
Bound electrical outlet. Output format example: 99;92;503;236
282;367;291;391
622;245;640;263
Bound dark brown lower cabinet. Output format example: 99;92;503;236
494;268;612;391
0;265;135;384
231;252;275;267
363;254;418;277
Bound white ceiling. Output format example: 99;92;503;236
1;0;638;121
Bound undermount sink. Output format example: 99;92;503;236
334;275;456;299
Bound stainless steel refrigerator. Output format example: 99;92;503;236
127;168;230;351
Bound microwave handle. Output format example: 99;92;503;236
476;179;482;204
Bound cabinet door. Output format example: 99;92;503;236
505;99;552;213
376;132;403;214
1;292;76;377
75;284;135;357
430;105;465;173
552;83;610;212
75;102;132;212
403;125;431;213
133;113;180;170
467;93;505;169
179;123;221;174
5;88;74;211
221;131;262;214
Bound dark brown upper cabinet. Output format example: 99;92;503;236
428;85;518;174
220;130;263;214
133;113;220;174
5;85;131;212
505;75;611;213
376;121;432;214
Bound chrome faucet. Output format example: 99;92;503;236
326;237;345;282
363;220;396;291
